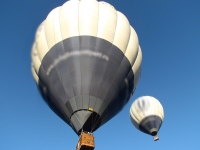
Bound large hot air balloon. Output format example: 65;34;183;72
130;96;164;141
31;0;142;149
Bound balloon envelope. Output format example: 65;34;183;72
130;96;164;137
31;0;142;135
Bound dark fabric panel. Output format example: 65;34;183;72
52;76;67;103
80;57;93;95
64;37;81;98
63;36;80;51
38;81;70;124
67;97;78;113
67;56;81;74
88;96;96;109
80;35;96;49
109;45;124;61
38;66;71;123
93;98;103;113
96;74;110;100
47;66;67;103
65;100;73;116
70;113;82;132
97;55;121;100
50;42;65;57
101;103;124;125
57;61;74;100
90;71;104;97
82;95;90;109
75;95;83;110
127;70;135;94
40;49;69;104
37;36;137;135
38;66;49;89
70;71;82;96
92;98;108;117
101;84;129;125
95;37;112;55
92;58;107;73
81;73;93;95
80;55;94;72
139;115;162;135
105;54;122;74
103;56;132;106
104;81;120;104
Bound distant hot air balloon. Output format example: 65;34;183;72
130;96;164;141
31;0;142;149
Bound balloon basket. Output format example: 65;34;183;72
76;132;95;150
153;135;159;141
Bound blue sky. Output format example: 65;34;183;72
1;0;200;149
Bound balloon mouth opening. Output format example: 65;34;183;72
151;131;157;136
74;110;101;135
150;128;158;136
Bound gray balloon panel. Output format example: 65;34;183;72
139;115;163;136
38;36;135;134
38;66;71;124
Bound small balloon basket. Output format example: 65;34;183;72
76;132;95;150
153;135;159;141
